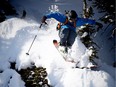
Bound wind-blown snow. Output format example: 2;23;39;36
0;0;115;87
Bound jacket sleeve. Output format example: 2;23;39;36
76;18;96;27
45;12;67;23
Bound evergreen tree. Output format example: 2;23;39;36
89;0;115;26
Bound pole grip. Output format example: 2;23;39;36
39;24;43;28
39;22;48;28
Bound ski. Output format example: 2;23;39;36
53;40;99;70
75;65;100;70
53;40;76;63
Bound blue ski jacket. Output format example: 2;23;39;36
45;12;96;32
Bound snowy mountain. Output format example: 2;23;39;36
0;0;115;87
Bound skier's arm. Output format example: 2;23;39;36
41;12;67;23
76;18;103;30
76;18;96;27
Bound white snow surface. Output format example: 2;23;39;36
0;0;115;87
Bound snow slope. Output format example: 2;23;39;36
0;0;115;87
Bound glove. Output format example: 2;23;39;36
41;16;47;23
56;23;61;31
96;22;103;31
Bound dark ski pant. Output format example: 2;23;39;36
59;28;77;47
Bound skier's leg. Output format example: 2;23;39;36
66;30;77;59
67;30;77;48
59;28;70;46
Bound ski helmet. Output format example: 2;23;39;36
69;10;78;19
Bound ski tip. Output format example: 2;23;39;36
53;39;57;43
53;40;59;47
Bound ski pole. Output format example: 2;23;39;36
26;35;37;55
26;23;43;55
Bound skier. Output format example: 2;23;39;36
41;10;103;52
